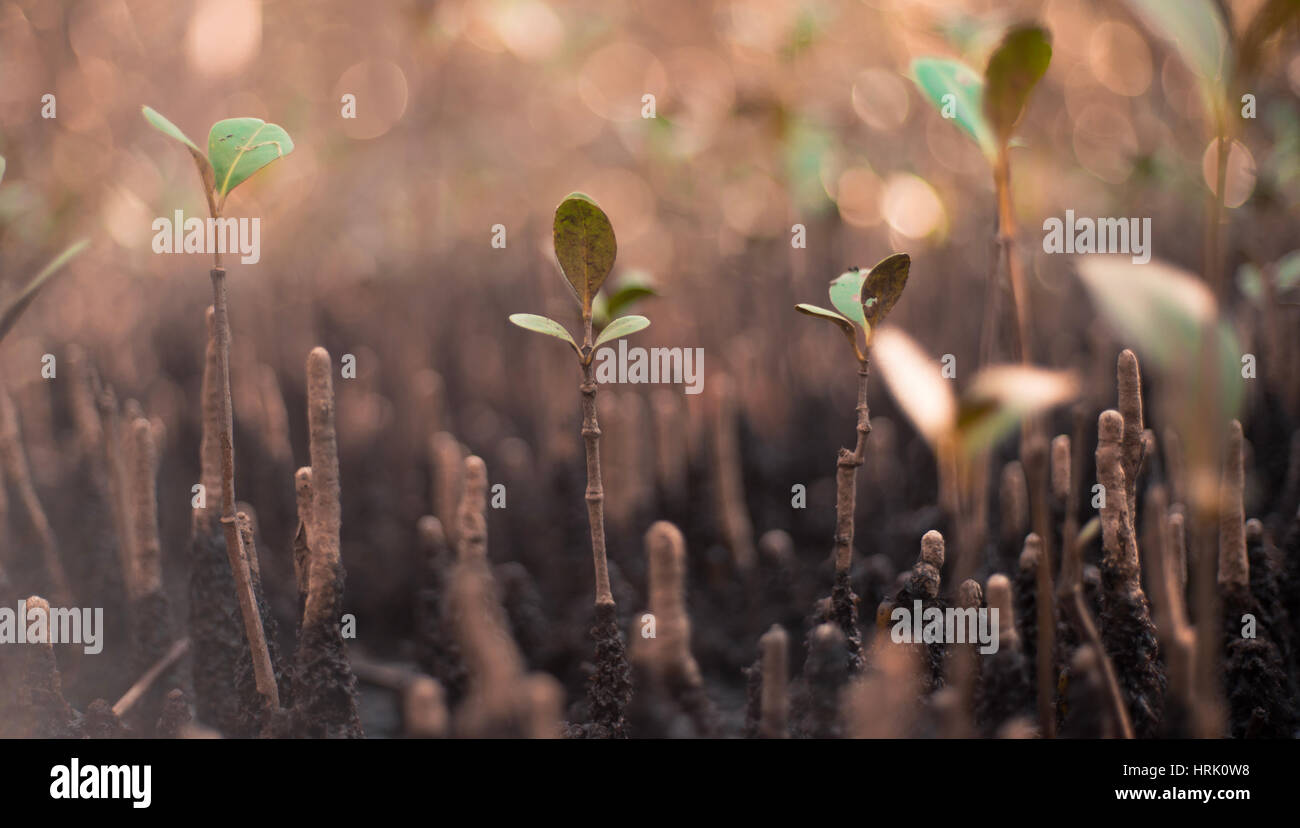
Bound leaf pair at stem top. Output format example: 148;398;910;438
911;24;1052;163
142;106;295;218
509;193;650;362
795;253;911;362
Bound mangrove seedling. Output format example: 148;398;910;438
508;192;649;737
142;106;294;714
794;252;911;669
911;24;1051;364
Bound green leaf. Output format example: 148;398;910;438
861;252;911;331
208;117;294;199
605;281;658;320
983;25;1052;149
593;314;650;348
1075;255;1242;451
872;327;957;447
0;239;89;345
911;58;997;160
795;303;860;351
828;269;867;329
1237;250;1300;300
553;193;617;315
142;106;205;157
1076;256;1216;370
955;365;1079;455
508;313;580;354
1125;0;1228;103
142;106;215;194
0;156;6;186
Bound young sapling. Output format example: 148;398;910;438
142;106;294;715
794;252;911;669
912;24;1051;364
508;193;649;737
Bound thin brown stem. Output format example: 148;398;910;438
834;360;870;574
1023;436;1056;738
0;385;72;606
209;266;278;710
994;149;1030;364
112;638;190;718
580;357;611;606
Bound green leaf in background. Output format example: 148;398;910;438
1237;250;1300;300
955;365;1079;455
553;192;616;315
593;314;650;348
0;239;89;345
861;252;911;331
142;106;216;195
911;58;997;160
1075;255;1242;448
208;117;295;199
795;303;860;352
508;313;580;353
983;25;1052;149
1125;0;1228;106
1076;256;1216;369
604;280;657;321
828;269;868;329
0;156;6;186
871;327;957;447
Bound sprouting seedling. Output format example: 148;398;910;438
507;192;642;736
874;327;1078;463
795;252;910;362
912;24;1051;364
873;325;1078;586
793;253;910;666
0;155;90;348
141;106;294;714
1122;0;1298;298
142;106;294;229
509;193;650;362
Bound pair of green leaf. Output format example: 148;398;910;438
142;106;294;213
510;194;650;357
911;24;1052;162
795;253;911;357
1237;250;1300;301
509;312;649;356
872;326;1079;458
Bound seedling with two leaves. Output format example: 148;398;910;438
141;106;294;231
509;193;650;362
140;105;296;713
911;24;1051;364
795;252;911;363
508;192;642;735
792;253;912;664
